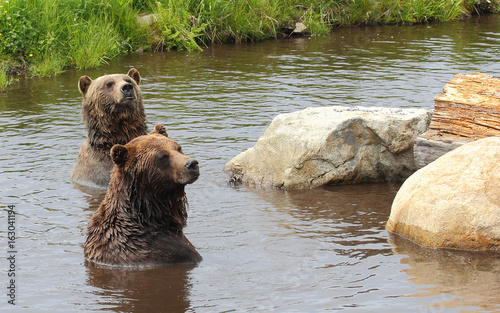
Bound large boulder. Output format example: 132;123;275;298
386;137;500;251
224;106;432;189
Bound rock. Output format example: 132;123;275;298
138;14;157;26
292;22;308;34
414;72;500;168
224;106;432;189
135;47;144;55
386;137;500;251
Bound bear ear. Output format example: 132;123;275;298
153;124;168;137
78;76;92;96
110;145;128;167
127;68;141;85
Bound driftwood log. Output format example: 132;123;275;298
414;72;500;168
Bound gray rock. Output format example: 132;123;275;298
387;136;500;251
137;14;157;26
224;106;432;189
292;22;308;34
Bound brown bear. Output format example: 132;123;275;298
84;124;202;267
71;68;148;188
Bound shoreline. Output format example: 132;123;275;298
1;0;498;89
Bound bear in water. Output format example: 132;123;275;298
71;68;148;188
84;124;202;267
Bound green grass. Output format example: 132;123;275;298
0;66;12;89
190;0;286;44
0;0;498;89
0;0;142;78
68;17;123;69
151;0;207;51
324;0;466;26
28;53;66;77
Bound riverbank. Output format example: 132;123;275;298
0;0;498;89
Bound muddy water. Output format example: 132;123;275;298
1;15;500;312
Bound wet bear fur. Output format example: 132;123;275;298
71;68;148;188
84;124;202;267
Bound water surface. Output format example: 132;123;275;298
1;15;500;312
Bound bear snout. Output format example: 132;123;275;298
185;159;199;172
183;159;200;184
121;83;135;99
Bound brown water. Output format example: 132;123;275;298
1;15;500;313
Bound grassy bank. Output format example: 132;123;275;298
1;0;498;89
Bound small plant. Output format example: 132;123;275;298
462;0;500;13
152;0;206;51
0;66;12;90
300;5;331;34
0;2;40;59
29;52;66;77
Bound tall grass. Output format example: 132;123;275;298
68;17;123;69
190;0;285;44
151;0;207;51
0;0;498;88
0;0;141;77
324;0;465;26
0;65;12;89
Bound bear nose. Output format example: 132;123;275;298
121;83;134;97
185;159;199;172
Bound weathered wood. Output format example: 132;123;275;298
414;72;500;168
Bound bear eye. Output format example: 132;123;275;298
106;81;114;89
155;152;170;165
173;144;183;153
124;78;132;84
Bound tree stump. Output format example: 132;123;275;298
414;72;500;168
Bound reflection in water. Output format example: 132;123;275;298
389;234;500;312
188;184;410;312
251;184;401;259
71;183;107;212
86;262;196;312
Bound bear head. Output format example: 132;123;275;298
78;68;143;121
110;124;200;191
